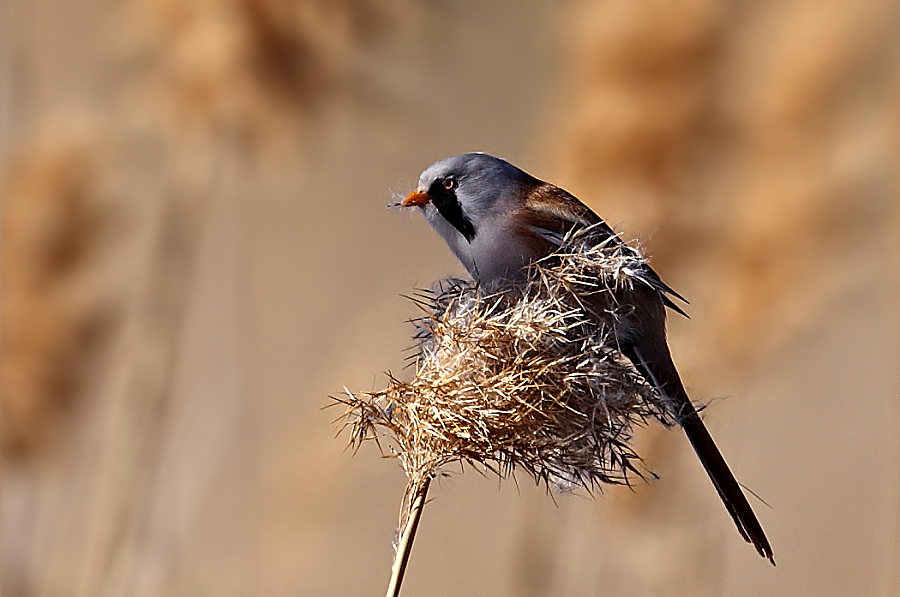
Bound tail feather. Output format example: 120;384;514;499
625;341;775;564
680;412;774;563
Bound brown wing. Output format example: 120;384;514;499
518;183;688;316
517;182;610;239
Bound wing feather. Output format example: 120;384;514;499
518;183;689;317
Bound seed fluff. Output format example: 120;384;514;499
336;225;677;504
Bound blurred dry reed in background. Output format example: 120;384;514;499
2;1;412;595
553;0;898;370
129;0;403;143
536;0;899;594
0;0;897;595
0;128;108;454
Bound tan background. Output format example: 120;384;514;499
1;1;898;595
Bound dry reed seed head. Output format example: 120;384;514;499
339;226;672;493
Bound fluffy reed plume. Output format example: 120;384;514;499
337;227;673;595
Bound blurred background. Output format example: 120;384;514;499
0;0;898;595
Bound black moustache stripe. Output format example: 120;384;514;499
430;186;476;242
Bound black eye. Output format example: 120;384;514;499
442;178;455;190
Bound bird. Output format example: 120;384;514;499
399;151;774;563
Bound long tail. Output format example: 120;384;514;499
624;335;775;564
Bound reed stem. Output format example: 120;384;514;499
385;477;431;597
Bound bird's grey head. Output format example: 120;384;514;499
401;152;543;285
402;152;534;243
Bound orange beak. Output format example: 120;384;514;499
401;191;431;207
